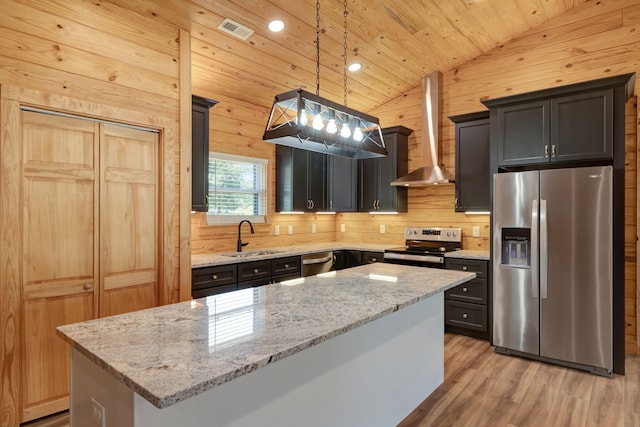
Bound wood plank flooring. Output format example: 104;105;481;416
23;333;640;427
399;334;640;427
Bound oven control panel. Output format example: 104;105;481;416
404;227;462;242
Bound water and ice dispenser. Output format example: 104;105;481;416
500;228;531;267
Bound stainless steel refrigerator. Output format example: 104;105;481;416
492;165;613;375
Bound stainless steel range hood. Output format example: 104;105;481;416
391;71;454;186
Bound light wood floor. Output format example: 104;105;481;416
399;334;640;427
23;334;640;427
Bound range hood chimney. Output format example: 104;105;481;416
391;71;454;186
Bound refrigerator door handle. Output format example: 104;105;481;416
531;199;539;299
540;199;548;299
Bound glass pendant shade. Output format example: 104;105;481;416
340;123;351;138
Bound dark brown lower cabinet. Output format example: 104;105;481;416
444;258;491;341
192;256;302;297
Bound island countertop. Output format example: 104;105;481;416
57;263;475;410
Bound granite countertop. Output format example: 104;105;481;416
57;263;475;409
191;242;395;268
445;250;490;261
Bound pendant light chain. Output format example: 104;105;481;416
343;0;348;106
315;0;321;96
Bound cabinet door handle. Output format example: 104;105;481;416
311;199;314;209
205;194;209;210
462;287;468;292
330;200;333;210
371;258;377;262
462;266;468;271
212;274;218;280
544;145;549;158
83;283;92;291
372;200;376;209
551;144;556;158
462;313;468;319
454;197;458;208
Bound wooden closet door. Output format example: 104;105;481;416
100;124;159;317
20;111;99;422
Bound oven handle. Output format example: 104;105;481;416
383;252;444;264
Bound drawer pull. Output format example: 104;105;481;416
462;313;468;319
212;274;218;280
462;287;468;292
462;266;468;271
371;258;377;262
284;264;289;269
83;283;92;291
254;268;259;274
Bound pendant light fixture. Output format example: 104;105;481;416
262;0;386;159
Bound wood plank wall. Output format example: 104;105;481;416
191;0;640;354
0;0;186;424
341;0;640;353
190;63;339;253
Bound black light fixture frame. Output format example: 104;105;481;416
263;0;386;159
263;88;387;159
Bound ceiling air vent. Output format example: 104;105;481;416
217;18;255;40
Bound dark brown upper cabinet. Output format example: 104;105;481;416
276;146;327;212
449;111;490;212
192;95;218;212
358;126;411;213
482;73;634;170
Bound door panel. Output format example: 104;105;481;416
22;293;94;421
100;124;158;317
20;111;98;422
540;166;612;370
492;171;540;354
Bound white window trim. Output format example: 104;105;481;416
206;152;268;226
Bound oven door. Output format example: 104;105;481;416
383;252;445;268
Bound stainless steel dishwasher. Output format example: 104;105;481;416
301;251;334;277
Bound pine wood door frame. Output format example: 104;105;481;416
0;84;184;425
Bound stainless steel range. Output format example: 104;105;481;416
384;227;462;268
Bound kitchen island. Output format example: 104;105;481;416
57;263;475;427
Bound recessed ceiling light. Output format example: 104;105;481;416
268;20;285;32
348;63;361;72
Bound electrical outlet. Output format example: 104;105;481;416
274;225;280;236
288;225;293;234
340;224;346;233
472;226;480;237
90;397;106;427
380;224;386;234
311;224;317;234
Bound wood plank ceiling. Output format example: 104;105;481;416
111;0;591;111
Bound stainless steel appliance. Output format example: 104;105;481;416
384;227;462;268
301;251;333;277
493;166;613;376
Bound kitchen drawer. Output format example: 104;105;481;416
237;277;271;289
445;277;487;304
192;265;238;292
238;260;271;284
271;256;301;276
362;251;383;264
445;300;487;332
192;284;237;299
445;258;488;279
271;272;302;284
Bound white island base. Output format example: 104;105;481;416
71;294;444;427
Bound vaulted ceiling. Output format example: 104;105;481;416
113;0;591;111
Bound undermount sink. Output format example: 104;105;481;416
220;249;284;258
